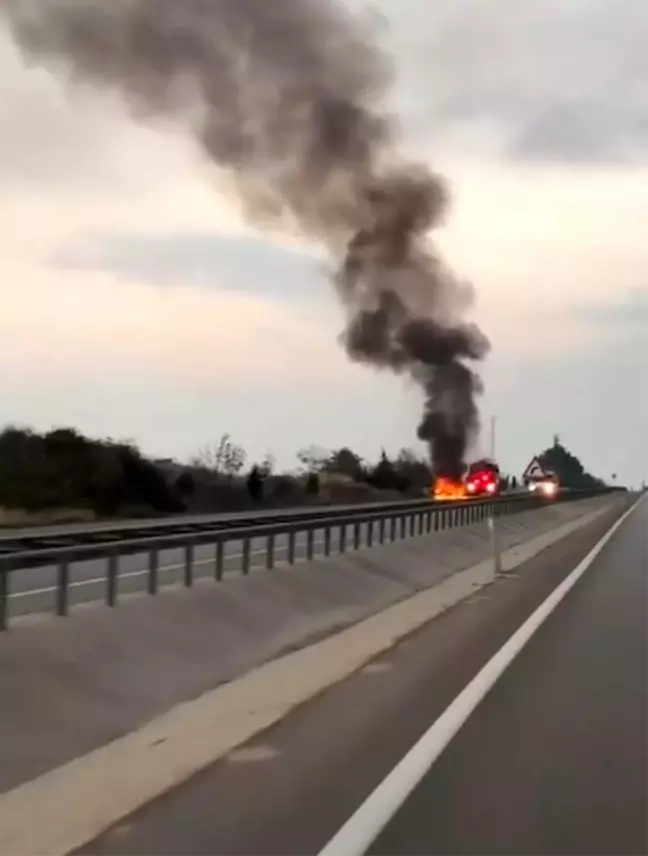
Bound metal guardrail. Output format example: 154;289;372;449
0;495;494;555
0;487;620;630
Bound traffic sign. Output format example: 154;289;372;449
523;457;547;480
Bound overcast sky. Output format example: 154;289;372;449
1;0;647;486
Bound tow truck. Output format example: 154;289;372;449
430;458;501;501
465;458;501;498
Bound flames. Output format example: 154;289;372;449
434;476;467;501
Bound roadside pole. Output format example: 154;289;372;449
488;415;503;576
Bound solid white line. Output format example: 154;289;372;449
318;492;644;856
7;536;332;600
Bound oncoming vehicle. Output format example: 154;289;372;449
527;471;560;498
465;458;500;498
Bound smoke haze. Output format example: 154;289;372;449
2;0;490;477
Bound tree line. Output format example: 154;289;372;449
0;425;607;521
538;437;607;490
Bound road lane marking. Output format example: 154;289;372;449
318;492;645;856
8;538;332;600
362;662;393;674
226;745;281;764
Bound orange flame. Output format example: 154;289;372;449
434;476;467;501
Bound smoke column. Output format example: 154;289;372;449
3;0;490;478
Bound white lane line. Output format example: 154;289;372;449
7;537;331;600
318;493;645;856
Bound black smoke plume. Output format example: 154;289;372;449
3;0;490;478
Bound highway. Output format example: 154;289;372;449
78;495;647;856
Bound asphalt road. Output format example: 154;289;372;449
368;494;648;856
78;496;646;856
0;495;440;540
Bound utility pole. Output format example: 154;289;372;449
488;415;503;576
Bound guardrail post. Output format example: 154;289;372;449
242;538;251;575
488;502;503;576
0;565;9;631
266;533;275;569
367;520;374;548
353;522;361;550
107;550;118;607
409;514;415;537
184;544;194;587
148;548;159;595
288;530;296;564
390;516;397;541
340;525;347;553
307;528;315;561
400;515;407;539
56;559;70;617
324;527;331;557
215;539;225;581
379;517;385;543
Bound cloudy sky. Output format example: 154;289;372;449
1;0;647;485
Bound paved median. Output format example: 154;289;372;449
0;492;632;855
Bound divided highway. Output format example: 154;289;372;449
77;494;647;856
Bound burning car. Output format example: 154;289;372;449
433;476;468;501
